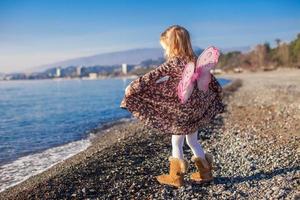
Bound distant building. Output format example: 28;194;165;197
88;73;98;79
4;75;12;80
55;68;61;77
134;65;142;69
122;63;127;74
113;68;121;72
76;66;82;76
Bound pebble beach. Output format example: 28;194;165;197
0;68;299;199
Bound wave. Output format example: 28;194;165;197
0;116;135;193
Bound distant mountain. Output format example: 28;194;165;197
29;48;165;73
27;46;215;73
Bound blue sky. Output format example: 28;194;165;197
0;0;299;73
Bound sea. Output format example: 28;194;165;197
0;77;231;191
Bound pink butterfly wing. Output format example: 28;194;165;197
196;46;220;67
197;69;212;92
177;62;195;104
195;46;220;92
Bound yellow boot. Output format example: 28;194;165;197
155;156;188;188
190;153;214;183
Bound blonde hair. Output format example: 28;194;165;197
160;25;196;63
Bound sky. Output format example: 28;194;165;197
0;0;299;73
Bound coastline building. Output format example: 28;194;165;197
122;63;127;74
133;65;142;69
4;75;12;80
0;74;5;80
76;66;82;77
88;73;98;79
55;67;61;77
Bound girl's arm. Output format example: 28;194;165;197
128;60;172;94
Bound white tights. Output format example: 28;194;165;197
171;129;206;160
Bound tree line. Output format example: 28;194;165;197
218;33;300;71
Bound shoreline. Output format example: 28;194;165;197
1;68;299;199
0;76;241;194
0;77;232;192
0;117;136;192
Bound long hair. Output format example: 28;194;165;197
160;25;197;63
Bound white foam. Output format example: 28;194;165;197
0;117;136;193
0;138;91;192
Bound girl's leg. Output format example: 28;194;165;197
171;134;185;159
185;130;206;159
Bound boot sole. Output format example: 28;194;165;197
190;177;214;184
155;177;185;188
157;181;184;188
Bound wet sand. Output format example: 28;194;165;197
0;68;299;199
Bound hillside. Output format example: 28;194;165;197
27;46;250;73
29;48;164;73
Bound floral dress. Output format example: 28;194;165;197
120;56;225;135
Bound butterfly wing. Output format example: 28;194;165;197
177;62;196;104
195;46;220;92
196;66;213;92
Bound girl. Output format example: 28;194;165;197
120;25;224;188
